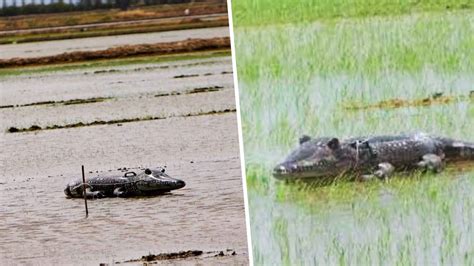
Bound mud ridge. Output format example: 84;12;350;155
6;108;236;133
0;37;230;68
119;249;236;263
173;73;199;78
0;19;228;44
174;70;233;79
0;97;110;109
129;59;224;73
344;92;474;111
155;86;224;97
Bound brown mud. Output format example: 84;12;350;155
0;15;229;44
7;108;236;133
120;249;237;263
0;2;227;31
344;92;474;111
173;71;233;78
0;97;110;109
0;37;230;68
155;86;224;97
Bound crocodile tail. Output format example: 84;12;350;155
437;137;474;160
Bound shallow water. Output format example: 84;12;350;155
0;56;248;265
0;57;234;130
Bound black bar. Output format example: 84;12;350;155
81;165;89;218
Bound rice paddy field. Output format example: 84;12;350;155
232;0;474;264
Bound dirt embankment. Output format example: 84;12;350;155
0;37;230;68
0;2;227;31
0;15;229;44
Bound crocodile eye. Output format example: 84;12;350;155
145;169;152;175
161;168;165;173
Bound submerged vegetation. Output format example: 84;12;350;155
233;0;474;265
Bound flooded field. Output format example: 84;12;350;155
0;26;229;60
234;8;474;265
0;54;248;265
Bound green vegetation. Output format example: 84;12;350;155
0;50;230;77
233;0;472;26
232;1;474;265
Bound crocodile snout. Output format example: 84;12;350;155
273;165;288;175
176;179;186;189
273;163;296;180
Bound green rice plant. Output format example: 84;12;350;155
233;0;472;27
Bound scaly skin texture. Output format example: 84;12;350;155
64;167;185;198
273;133;474;181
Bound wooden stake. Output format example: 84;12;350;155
81;165;89;218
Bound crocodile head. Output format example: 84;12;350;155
135;167;186;193
272;136;357;180
64;179;84;198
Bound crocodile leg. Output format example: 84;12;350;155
416;154;443;173
360;162;395;182
113;187;126;197
84;188;105;198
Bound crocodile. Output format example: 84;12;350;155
273;132;474;181
64;167;186;198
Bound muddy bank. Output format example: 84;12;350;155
0;15;229;44
0;37;230;68
0;2;227;31
0;27;230;61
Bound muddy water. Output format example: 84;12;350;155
1;56;234;107
0;56;248;265
1;57;234;130
0;26;230;60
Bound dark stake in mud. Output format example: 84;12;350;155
81;165;89;218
